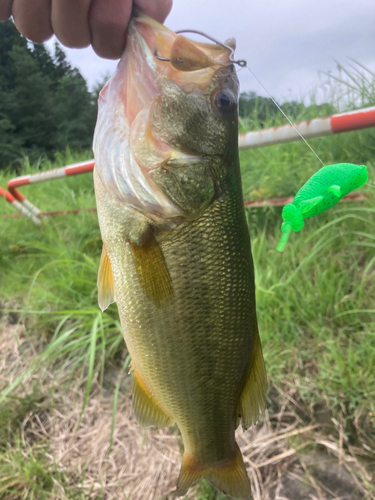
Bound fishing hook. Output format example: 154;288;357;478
154;29;247;67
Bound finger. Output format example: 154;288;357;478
134;0;173;23
0;0;13;21
51;0;91;48
89;0;132;60
12;0;53;42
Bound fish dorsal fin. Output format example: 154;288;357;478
132;371;173;428
97;244;116;312
129;232;174;307
238;330;267;430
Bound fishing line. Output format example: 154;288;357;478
244;65;325;167
154;27;325;168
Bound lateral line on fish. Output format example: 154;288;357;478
244;65;325;168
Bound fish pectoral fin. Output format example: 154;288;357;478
176;445;251;499
238;330;267;430
97;244;116;312
132;372;174;429
129;231;174;307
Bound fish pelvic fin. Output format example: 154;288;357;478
238;329;267;430
175;444;251;499
132;371;174;429
129;231;174;307
97;244;116;312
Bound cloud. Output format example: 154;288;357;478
48;0;375;103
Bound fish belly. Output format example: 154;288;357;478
95;168;257;464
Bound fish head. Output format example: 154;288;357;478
93;11;240;221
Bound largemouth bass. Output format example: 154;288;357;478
93;11;266;499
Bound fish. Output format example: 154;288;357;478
93;10;266;499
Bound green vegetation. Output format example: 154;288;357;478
238;90;335;127
0;63;374;499
0;435;84;500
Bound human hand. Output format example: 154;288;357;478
0;0;173;59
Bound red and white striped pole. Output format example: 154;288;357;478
8;160;95;200
3;106;375;224
0;186;42;225
7;160;95;223
239;105;375;149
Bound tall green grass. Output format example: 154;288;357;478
1;64;374;416
0;62;374;499
238;62;375;415
0;155;126;408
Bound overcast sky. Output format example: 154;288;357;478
47;0;375;104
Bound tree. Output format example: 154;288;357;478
8;45;58;151
0;19;97;170
0;19;27;76
54;72;96;150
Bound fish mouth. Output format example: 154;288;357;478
134;10;235;67
93;11;238;220
120;10;237;124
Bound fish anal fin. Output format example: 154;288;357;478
97;244;116;312
176;445;251;499
132;371;173;429
238;330;267;430
129;232;174;307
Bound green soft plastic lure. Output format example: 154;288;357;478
277;163;368;252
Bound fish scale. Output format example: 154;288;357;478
96;169;255;463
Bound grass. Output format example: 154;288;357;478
0;149;125;402
0;62;375;499
0;435;82;500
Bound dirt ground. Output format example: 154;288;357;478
1;316;373;500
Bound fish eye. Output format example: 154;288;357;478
212;89;236;113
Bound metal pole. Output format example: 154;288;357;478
238;106;375;150
6;160;95;223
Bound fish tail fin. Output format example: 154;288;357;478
175;444;251;499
